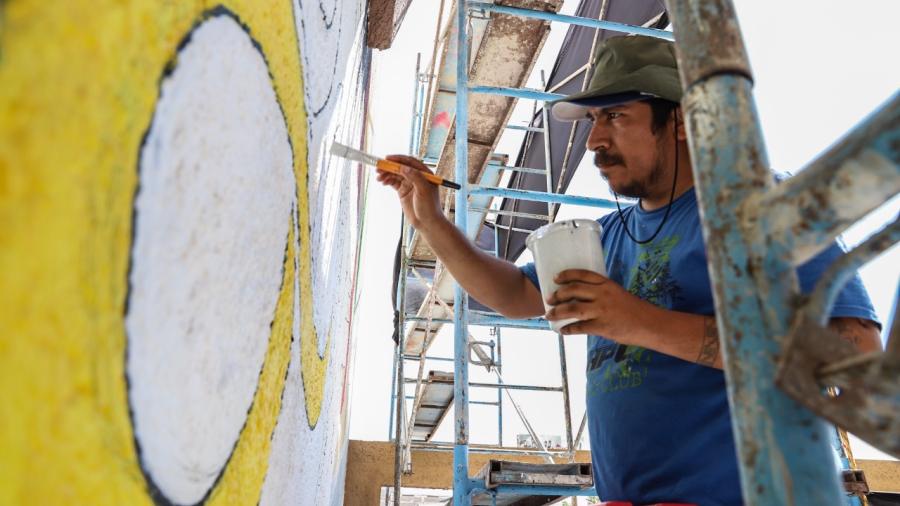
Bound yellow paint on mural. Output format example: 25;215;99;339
300;255;332;429
206;213;295;506
0;1;331;504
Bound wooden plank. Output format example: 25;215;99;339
343;440;592;506
366;0;413;49
858;459;900;493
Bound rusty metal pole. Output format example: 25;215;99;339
557;333;574;459
665;0;846;503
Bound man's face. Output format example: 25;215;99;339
585;101;671;199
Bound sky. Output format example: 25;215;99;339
349;0;900;464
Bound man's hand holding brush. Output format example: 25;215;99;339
375;155;446;231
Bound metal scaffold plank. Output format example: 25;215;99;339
410;371;456;441
411;0;562;264
469;1;673;39
469;460;593;505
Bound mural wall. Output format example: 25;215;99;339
0;1;367;505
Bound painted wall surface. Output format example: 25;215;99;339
0;1;367;505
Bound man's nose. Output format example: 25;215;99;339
586;121;610;152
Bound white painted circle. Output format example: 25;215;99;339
126;15;294;505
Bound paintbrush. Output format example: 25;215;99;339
330;142;461;190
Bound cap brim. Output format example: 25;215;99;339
550;91;656;121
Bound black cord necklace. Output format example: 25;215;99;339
614;114;680;245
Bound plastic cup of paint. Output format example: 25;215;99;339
525;219;606;332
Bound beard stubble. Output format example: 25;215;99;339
594;145;667;199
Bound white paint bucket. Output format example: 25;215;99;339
525;219;605;332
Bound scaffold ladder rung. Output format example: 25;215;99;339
496;165;548;175
505;124;545;133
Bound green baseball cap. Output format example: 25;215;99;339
551;34;682;121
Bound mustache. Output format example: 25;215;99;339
593;150;624;168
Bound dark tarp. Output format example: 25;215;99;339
495;0;668;261
870;493;900;506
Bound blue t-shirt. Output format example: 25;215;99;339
520;188;877;505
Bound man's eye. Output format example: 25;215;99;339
607;112;622;120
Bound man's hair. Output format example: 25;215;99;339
645;97;679;135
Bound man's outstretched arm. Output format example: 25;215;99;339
377;155;545;319
545;269;882;370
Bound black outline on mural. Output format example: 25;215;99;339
292;191;330;432
290;0;337;428
294;0;345;118
124;6;297;505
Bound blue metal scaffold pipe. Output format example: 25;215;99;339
469;185;618;209
415;66;428;155
469;85;563;102
405;313;551;330
393;215;411;502
471;484;598;497
408;54;421;155
388;349;398;439
493;226;504;447
467;1;675;41
506;124;544;133
663;0;891;503
453;0;471;502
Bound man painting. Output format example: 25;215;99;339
377;35;881;505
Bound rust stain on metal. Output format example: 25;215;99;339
668;0;753;88
457;416;469;445
366;0;413;49
776;316;900;458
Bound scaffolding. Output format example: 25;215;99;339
388;0;900;505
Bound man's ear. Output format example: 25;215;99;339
674;107;687;142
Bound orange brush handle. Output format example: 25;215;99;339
376;159;446;187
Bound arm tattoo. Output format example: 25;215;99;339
831;318;859;346
697;316;720;367
829;317;881;352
